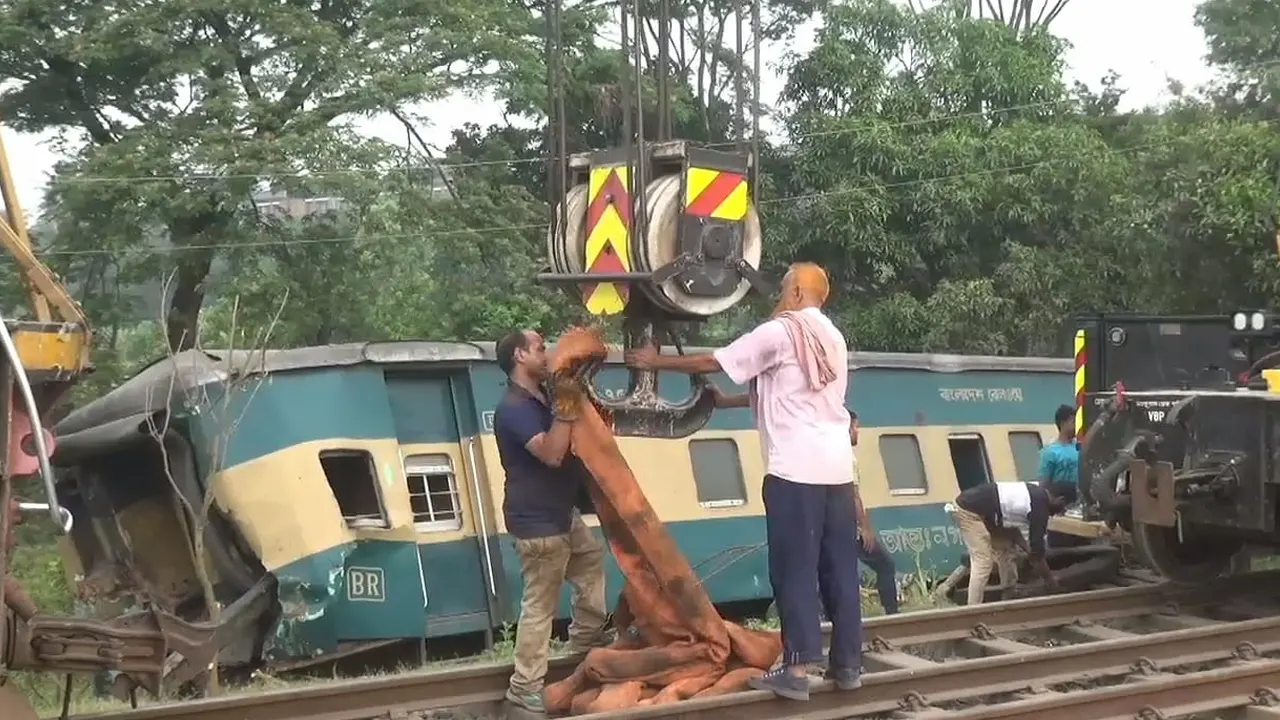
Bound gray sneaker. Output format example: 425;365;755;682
505;687;547;713
748;666;810;701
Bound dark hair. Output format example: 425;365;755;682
849;409;858;420
496;330;530;376
1054;404;1074;428
1046;480;1078;506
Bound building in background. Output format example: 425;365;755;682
253;190;345;219
253;165;453;219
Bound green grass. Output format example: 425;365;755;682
1252;553;1280;571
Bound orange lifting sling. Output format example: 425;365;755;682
543;328;781;714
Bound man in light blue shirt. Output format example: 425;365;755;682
1038;404;1080;487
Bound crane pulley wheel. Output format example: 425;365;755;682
547;176;762;318
548;184;589;277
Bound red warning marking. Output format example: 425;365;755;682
685;171;745;217
585;170;632;231
581;245;629;303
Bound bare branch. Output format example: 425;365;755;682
141;272;289;697
908;0;1072;32
388;108;461;200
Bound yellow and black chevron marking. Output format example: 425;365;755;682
582;166;632;315
1074;330;1086;438
684;167;749;220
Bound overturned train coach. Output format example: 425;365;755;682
47;341;1074;674
1076;312;1280;582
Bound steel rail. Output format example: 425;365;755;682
577;613;1280;719
71;572;1280;720
915;660;1280;720
850;568;1280;646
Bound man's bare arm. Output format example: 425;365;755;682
525;418;574;468
647;353;722;374
1026;509;1060;591
852;484;870;528
1080;393;1127;453
1080;408;1111;453
715;391;750;408
1031;556;1059;590
852;484;876;549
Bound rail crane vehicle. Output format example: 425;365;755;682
539;0;767;435
1077;307;1280;584
0;126;222;717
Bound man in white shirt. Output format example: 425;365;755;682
951;480;1076;605
625;262;862;701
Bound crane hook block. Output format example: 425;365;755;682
544;140;765;319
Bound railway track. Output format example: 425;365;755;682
72;569;1280;720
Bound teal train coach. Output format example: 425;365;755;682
50;342;1073;669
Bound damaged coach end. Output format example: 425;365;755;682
50;349;282;687
49;342;513;686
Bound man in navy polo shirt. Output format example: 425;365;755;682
494;329;608;714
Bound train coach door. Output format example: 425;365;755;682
445;373;503;630
383;371;502;637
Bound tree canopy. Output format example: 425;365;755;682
1;0;1278;398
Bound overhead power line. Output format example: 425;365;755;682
33;123;1271;259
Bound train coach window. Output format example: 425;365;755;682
1008;431;1044;481
689;439;748;508
319;450;388;529
405;454;463;532
879;434;928;495
947;434;992;492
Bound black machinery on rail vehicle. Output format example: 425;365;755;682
1076;311;1280;582
536;0;769;438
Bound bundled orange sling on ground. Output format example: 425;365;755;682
543;327;782;715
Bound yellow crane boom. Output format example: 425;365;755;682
0;127;92;379
0;119;94;719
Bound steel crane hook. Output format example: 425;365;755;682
572;318;717;439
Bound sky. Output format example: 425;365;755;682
0;0;1215;219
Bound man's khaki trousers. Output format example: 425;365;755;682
950;506;1019;606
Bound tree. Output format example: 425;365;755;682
0;0;540;351
767;0;1132;354
1087;0;1280;317
1119;112;1280;314
1195;0;1280;116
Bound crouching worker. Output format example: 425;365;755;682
495;329;610;714
949;480;1077;605
625;262;862;701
